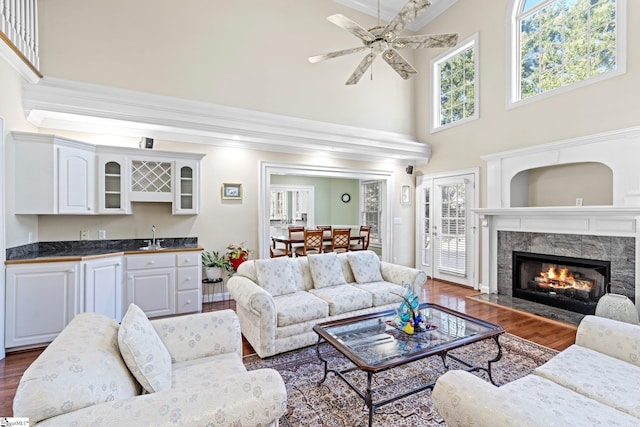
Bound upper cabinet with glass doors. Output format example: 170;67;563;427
13;132;205;215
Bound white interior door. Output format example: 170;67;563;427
417;170;478;288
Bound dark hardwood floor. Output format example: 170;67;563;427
0;279;576;417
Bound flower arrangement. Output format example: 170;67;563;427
226;243;253;271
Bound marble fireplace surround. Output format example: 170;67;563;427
474;127;640;313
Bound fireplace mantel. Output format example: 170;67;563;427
474;207;640;312
476;128;640;317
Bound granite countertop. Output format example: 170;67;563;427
6;237;202;264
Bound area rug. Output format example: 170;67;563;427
244;333;558;426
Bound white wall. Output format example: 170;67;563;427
37;0;416;135
413;0;640;207
0;58;39;247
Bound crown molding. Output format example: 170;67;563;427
332;0;458;31
22;77;430;164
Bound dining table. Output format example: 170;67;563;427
271;227;366;256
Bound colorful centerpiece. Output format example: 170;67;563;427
390;282;434;334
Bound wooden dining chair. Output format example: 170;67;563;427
288;226;305;254
325;228;351;253
350;226;371;251
269;237;289;258
295;229;323;257
316;225;332;241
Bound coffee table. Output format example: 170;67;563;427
312;303;504;426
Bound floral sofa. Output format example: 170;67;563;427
13;304;287;426
432;315;640;426
227;250;427;358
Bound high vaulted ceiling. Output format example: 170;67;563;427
333;0;458;31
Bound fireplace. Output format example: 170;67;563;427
512;251;610;315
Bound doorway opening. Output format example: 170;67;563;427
260;162;394;261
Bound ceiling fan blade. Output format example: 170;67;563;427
383;0;432;39
346;52;377;85
392;33;459;49
308;46;367;63
382;49;417;80
327;14;376;43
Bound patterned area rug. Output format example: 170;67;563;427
243;333;558;426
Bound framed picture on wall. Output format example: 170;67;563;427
222;183;243;200
401;185;411;205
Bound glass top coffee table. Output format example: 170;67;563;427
312;303;504;426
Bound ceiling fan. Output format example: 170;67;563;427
308;0;459;85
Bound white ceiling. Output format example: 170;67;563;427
333;0;458;31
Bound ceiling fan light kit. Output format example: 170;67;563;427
309;0;459;85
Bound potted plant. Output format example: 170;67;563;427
226;242;253;271
201;250;232;280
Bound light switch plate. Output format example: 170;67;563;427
80;230;89;240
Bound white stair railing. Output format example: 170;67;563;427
0;0;40;74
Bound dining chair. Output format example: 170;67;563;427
350;226;371;251
325;228;351;253
316;225;332;241
269;237;289;258
295;229;323;257
288;226;305;254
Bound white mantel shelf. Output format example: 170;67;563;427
474;207;640;216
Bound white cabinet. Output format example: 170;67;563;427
173;160;200;215
5;262;80;348
13;132;96;215
97;154;130;214
176;252;201;313
13;131;205;215
125;251;201;318
83;256;124;322
58;146;96;214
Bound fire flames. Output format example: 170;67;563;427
535;266;593;292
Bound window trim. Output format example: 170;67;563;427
360;180;383;246
506;0;627;109
430;32;480;134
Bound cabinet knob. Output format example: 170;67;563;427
185;299;192;305
186;276;192;281
149;260;155;265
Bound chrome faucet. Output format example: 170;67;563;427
151;225;156;247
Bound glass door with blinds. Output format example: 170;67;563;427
417;170;478;288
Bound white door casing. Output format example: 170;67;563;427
416;168;480;288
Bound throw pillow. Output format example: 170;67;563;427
308;252;347;288
255;257;298;296
347;250;383;283
118;303;172;393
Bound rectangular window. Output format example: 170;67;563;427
431;33;479;133
361;180;381;245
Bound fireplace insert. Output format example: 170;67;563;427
512;251;610;315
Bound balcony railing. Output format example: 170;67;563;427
0;0;40;77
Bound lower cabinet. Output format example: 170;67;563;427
5;249;201;350
83;256;124;322
5;262;81;349
124;251;202;318
126;268;176;318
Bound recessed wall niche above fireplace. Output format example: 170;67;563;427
512;251;610;314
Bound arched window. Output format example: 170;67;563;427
508;0;625;105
